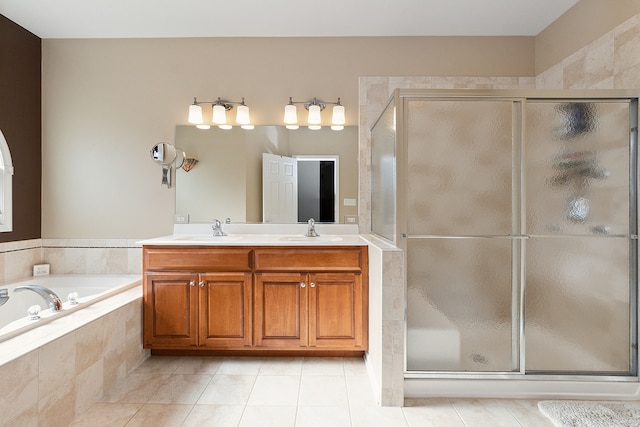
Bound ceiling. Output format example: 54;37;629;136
0;0;579;39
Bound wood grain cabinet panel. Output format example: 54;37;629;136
143;272;198;348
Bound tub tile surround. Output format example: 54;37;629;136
0;294;148;426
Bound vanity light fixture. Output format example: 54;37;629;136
283;97;345;130
188;97;254;130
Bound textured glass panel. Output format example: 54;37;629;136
525;101;630;236
371;100;396;241
406;238;514;372
525;236;631;373
406;100;513;236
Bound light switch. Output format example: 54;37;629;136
343;198;357;206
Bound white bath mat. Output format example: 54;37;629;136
538;400;640;427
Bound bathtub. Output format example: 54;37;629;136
0;274;141;344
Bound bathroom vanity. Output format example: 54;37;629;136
140;226;368;355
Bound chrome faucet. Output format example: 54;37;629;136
14;285;63;311
212;219;227;236
0;288;8;307
305;218;319;237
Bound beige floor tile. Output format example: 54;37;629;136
452;399;522;427
403;399;466;427
125;403;192;427
174;356;224;375
132;356;184;375
345;374;376;406
147;374;213;404
302;357;345;376
296;405;352;427
247;375;300;406
181;404;245;427
218;357;263;375
259;357;304;375
298;375;349;406
500;399;555;427
350;404;409;427
197;375;256;405
344;358;368;377
68;402;142;427
99;373;171;404
239;405;297;427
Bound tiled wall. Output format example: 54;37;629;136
536;11;640;90
1;297;148;426
0;239;142;285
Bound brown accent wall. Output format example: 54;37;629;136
0;15;41;241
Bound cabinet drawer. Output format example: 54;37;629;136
144;247;252;271
254;247;364;272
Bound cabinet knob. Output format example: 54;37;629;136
310;282;316;288
300;282;306;288
189;281;195;287
199;281;205;287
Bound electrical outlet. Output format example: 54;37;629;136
345;215;358;224
33;264;50;276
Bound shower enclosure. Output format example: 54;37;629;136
371;89;638;380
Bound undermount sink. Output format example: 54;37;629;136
280;235;344;242
173;235;243;242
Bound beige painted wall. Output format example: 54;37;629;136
41;36;533;238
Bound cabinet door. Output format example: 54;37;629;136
254;273;308;348
198;272;252;348
308;272;366;349
144;272;198;348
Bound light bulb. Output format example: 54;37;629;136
284;104;297;124
188;104;203;124
308;105;321;125
331;125;344;131
196;124;211;130
241;124;254;130
212;104;227;124
218;124;233;130
332;104;345;125
309;125;322;130
236;104;250;125
286;125;299;130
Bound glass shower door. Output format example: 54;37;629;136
523;100;636;374
405;99;520;372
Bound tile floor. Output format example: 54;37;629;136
70;356;554;426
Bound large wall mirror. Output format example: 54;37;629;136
175;125;358;224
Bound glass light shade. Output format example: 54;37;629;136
332;105;345;125
212;104;227;124
309;125;322;130
308;105;322;125
236;104;250;125
188;104;203;124
218;124;233;130
284;104;298;124
331;125;344;131
241;124;254;130
196;124;211;130
286;125;299;130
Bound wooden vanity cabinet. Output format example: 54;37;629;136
143;247;253;350
143;245;368;354
253;247;368;351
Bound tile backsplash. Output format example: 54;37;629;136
0;239;142;284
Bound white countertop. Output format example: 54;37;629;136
138;223;368;247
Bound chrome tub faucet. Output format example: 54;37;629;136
14;284;63;311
